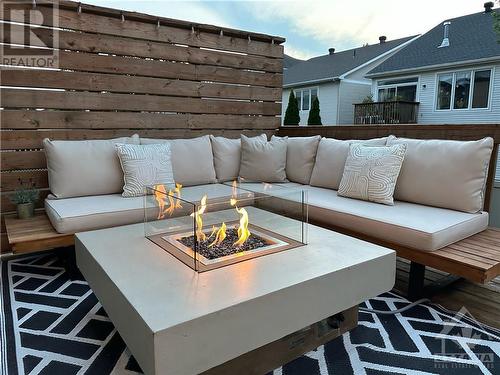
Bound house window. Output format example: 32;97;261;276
293;88;319;111
472;70;491;109
453;71;471;109
437;73;453;109
436;69;492;110
377;77;418;102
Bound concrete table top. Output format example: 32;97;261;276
76;207;395;375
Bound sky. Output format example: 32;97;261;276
83;0;488;60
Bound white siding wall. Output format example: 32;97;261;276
281;83;339;125
338;81;372;124
371;63;500;124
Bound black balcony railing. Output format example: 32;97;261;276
354;101;419;124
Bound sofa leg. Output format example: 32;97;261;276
407;262;425;301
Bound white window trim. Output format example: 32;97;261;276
294;86;320;112
375;76;420;102
434;67;494;112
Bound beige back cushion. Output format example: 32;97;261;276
272;135;321;184
141;136;217;186
387;136;494;213
309;137;388;190
210;134;267;182
239;135;288;182
44;135;140;199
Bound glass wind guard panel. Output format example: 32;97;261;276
144;182;308;272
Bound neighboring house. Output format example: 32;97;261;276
282;35;418;125
365;3;500;225
366;4;500;125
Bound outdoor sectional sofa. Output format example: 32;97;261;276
42;133;495;297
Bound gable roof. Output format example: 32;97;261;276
284;54;304;69
368;9;500;77
283;36;417;87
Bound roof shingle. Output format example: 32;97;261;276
283;36;416;86
368;9;500;76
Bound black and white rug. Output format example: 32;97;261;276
1;253;499;375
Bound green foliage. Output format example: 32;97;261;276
361;94;374;104
493;9;500;42
307;96;322;125
10;178;39;205
283;90;300;125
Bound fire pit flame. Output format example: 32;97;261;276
191;194;208;242
154;183;183;219
208;222;227;248
234;206;251;246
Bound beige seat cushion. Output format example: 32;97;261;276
310;137;387;190
142;136;217;186
210;134;267;182
272;135;321;184
387;136;494;213
304;186;488;252
43;135;140;199
239;135;288;182
46;184;236;233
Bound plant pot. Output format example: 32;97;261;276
17;202;34;219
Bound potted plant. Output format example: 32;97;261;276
10;178;39;219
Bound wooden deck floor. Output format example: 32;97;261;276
395;259;500;329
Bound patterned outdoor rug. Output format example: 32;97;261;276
1;252;499;375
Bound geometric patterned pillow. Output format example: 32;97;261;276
338;144;407;205
115;143;174;197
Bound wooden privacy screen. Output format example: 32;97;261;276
0;0;284;251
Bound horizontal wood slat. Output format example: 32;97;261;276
1;150;46;170
277;125;500;142
1;25;282;72
1;89;281;115
1;69;281;101
2;47;283;88
0;129;274;150
52;0;285;43
1;111;279;131
1;3;284;58
1;170;48;191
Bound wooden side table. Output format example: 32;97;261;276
4;213;74;254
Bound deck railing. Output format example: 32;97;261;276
354;101;419;124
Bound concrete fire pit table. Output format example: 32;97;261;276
75;207;395;375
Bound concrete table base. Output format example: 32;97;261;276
76;208;395;375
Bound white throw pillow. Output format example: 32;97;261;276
210;134;267;182
387;136;494;213
115;143;174;197
44;135;140;199
140;136;217;186
239;135;287;182
310;137;388;190
338;144;407;205
271;135;321;184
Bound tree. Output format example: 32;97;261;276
283;90;300;125
307;96;322;125
494;1;500;42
